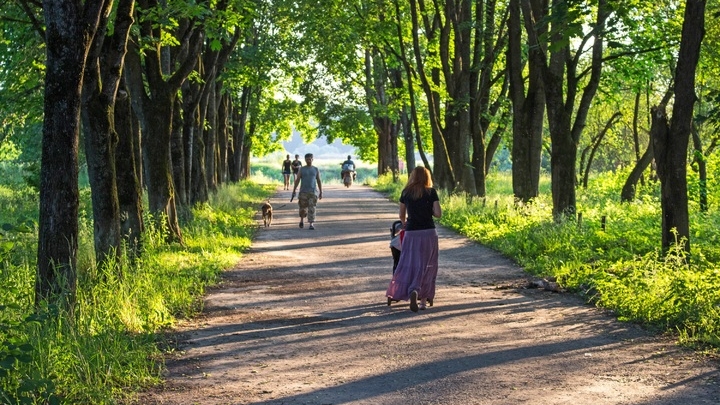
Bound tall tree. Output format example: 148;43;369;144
81;0;135;268
125;0;205;242
653;0;706;252
36;0;113;304
469;0;508;197
508;0;545;202
529;0;610;218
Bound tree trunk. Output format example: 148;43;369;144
218;91;229;185
81;94;122;267
114;86;144;259
364;49;399;176
236;87;251;180
442;0;476;194
620;139;654;202
128;0;204;242
400;108;416;173
484;113;507;175
143;91;183;242
37;0;110;304
582;112;621;188
409;0;455;189
508;0;545;203
171;97;188;208
181;80;199;201
190;114;209;205
631;91;645;186
471;0;505;197
655;0;706;252
240;130;252;180
691;126;707;212
540;0;608;218
228;101;241;183
80;0;133;269
391;0;420;173
205;83;218;193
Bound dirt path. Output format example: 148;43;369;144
138;185;719;405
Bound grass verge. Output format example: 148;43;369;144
373;171;720;350
0;181;274;404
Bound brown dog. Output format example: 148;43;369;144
261;202;273;227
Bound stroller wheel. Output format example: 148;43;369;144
428;298;434;307
387;297;392;306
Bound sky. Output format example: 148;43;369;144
281;130;355;160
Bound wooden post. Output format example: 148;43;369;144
577;212;582;229
601;215;606;231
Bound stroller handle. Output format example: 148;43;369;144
390;220;403;238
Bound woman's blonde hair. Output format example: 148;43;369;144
403;166;433;199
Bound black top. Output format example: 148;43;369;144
282;160;292;172
400;187;439;231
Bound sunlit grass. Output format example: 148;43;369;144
374;170;720;349
0;180;274;403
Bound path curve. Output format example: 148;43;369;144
139;185;719;405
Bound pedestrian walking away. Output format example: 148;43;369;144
291;153;323;230
291;154;302;183
386;166;442;312
282;155;292;190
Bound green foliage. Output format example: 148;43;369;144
371;172;406;200
0;181;273;403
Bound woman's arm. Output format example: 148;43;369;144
399;203;407;227
432;201;442;218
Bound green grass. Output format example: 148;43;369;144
374;170;720;350
0;180;274;404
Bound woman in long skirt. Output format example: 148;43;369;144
386;166;442;312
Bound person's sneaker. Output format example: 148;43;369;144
299;221;304;228
309;224;315;230
409;290;418;312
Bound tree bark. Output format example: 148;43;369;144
537;0;608;218
410;0;455;189
171;97;187;208
620;138;653;202
582;112;621;188
205;82;218;193
114;85;144;258
37;0;110;304
442;0;476;194
127;0;204;242
508;0;545;203
234;86;252;181
655;0;706;252
181;79;200;201
364;49;399;176
218;91;230;186
691;125;707;212
80;0;133;269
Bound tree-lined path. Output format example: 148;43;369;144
139;185;719;405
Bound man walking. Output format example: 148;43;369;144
292;153;323;230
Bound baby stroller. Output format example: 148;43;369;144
387;220;433;307
387;221;403;306
390;220;403;274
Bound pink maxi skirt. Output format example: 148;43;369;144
386;228;438;302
